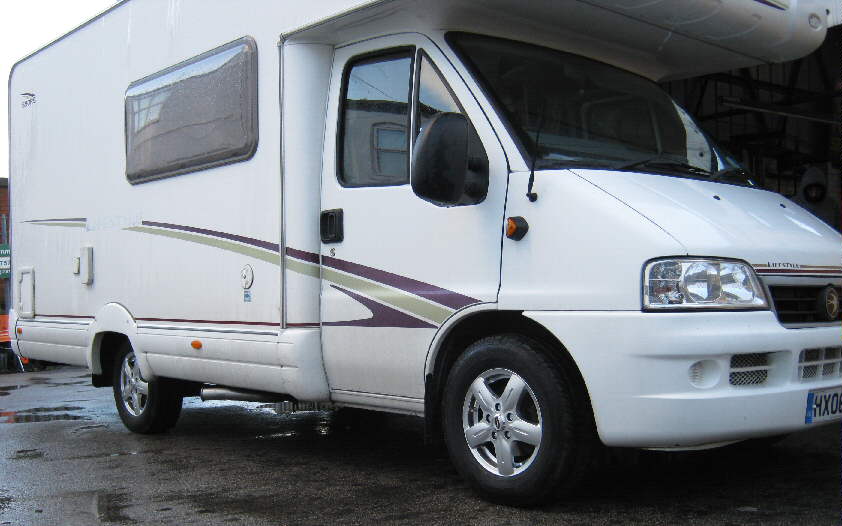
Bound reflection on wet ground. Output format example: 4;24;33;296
0;367;839;526
0;385;28;397
0;406;89;424
10;449;43;460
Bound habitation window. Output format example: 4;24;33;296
125;37;258;184
339;50;413;187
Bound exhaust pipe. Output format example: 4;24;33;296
200;386;294;403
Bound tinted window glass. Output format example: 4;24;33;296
125;38;258;184
340;52;412;186
416;54;462;137
449;33;731;181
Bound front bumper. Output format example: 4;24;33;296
526;310;841;448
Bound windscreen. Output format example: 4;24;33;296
449;33;752;185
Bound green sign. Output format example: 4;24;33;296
0;245;9;279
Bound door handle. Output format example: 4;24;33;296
320;209;344;244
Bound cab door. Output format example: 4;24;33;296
315;34;508;403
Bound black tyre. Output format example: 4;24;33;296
112;342;183;434
442;334;596;506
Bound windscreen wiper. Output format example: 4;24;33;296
617;157;711;177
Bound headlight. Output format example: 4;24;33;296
643;258;768;310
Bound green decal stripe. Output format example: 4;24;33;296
322;267;452;325
285;257;320;278
286;257;451;325
122;228;450;325
125;226;281;265
30;222;86;228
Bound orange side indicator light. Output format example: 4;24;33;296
16;328;22;335
191;340;203;350
505;216;529;241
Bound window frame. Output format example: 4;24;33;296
124;36;259;185
336;47;415;188
411;49;465;140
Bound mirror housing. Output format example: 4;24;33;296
411;113;488;207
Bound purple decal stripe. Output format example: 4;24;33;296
285;247;480;310
752;0;786;10
323;254;479;310
143;221;279;252
285;247;320;264
137;317;278;327
26;218;87;223
323;285;436;329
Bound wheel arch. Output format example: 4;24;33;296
87;303;145;386
423;309;593;442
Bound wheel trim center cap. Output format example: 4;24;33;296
493;414;504;431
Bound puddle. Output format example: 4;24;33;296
0;490;10;513
0;406;89;424
93;491;135;524
0;385;28;397
72;424;108;433
10;449;43;460
109;451;140;458
65;449;165;462
24;377;86;387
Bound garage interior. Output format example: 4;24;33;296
663;26;841;231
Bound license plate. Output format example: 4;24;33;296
805;387;842;424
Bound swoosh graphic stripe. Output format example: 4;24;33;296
126;227;280;264
142;221;279;252
324;285;436;329
28;223;87;228
26;218;87;223
286;248;479;310
136;317;277;326
285;247;320;264
285;257;320;278
321;267;452;325
286;257;447;325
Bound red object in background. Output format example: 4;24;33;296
0;314;9;343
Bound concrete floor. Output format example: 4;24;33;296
0;366;839;525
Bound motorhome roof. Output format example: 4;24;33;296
286;0;832;81
10;0;832;82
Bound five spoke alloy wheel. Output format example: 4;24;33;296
443;334;595;505
463;368;542;477
119;351;149;417
112;341;183;434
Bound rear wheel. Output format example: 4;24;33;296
112;342;183;434
442;334;595;506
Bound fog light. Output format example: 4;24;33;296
689;360;721;389
808;13;822;29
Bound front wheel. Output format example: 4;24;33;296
442;334;595;506
112;342;183;434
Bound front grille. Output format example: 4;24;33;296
798;347;842;382
769;286;842;325
729;353;771;386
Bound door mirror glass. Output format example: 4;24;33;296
411;112;488;207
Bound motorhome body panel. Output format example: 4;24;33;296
8;0;839;440
8;0;375;398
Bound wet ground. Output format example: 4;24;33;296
0;366;839;525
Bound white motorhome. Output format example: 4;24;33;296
8;0;841;505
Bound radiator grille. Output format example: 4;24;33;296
729;353;771;386
798;347;842;383
769;286;842;325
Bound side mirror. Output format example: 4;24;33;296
411;113;488;207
